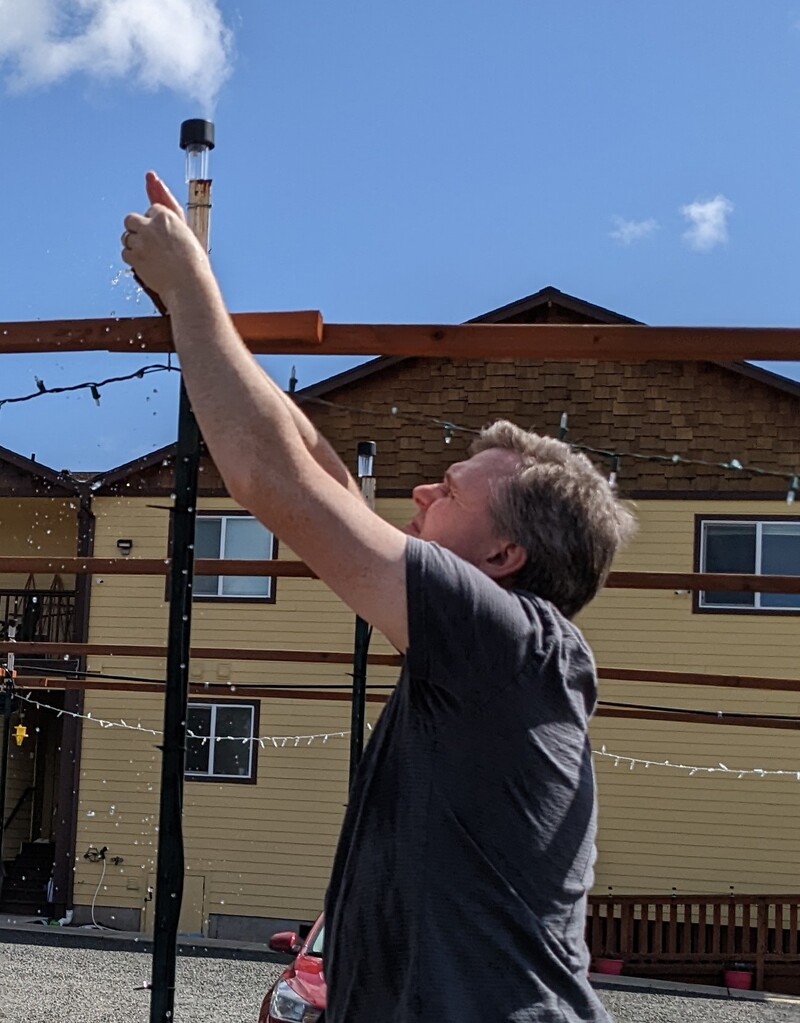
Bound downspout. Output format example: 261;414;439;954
51;488;94;919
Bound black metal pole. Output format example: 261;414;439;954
0;672;14;871
349;442;376;790
149;118;213;1023
349;617;371;790
149;384;201;1023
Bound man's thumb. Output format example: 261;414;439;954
145;171;185;219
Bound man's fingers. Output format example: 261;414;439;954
124;212;149;232
146;171;185;220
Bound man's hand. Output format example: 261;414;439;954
121;171;209;308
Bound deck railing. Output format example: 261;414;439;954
587;894;800;990
0;587;77;646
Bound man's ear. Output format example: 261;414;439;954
484;541;528;584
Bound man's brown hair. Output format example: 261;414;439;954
471;421;637;618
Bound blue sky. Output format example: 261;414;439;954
1;0;799;470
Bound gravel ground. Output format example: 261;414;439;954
0;939;798;1022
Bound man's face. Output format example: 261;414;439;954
404;447;522;569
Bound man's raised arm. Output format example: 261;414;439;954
122;172;409;652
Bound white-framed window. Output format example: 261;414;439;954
698;518;800;611
185;702;257;782
193;514;275;600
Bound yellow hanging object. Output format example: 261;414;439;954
13;724;27;746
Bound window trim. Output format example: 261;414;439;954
166;509;279;605
185;699;260;785
693;513;800;616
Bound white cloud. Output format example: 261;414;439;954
680;194;734;252
0;0;234;112
609;216;659;245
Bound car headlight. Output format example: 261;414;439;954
268;979;322;1022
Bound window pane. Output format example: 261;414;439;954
194;574;219;595
206;705;253;778
185;706;211;774
223;518;272;559
221;517;272;596
194;520;222;595
221;574;270;596
761;524;800;608
704;523;757;572
212;706;254;777
702;522;756;606
195;518;222;558
215;705;253;738
212;739;252;777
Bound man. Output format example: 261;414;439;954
123;174;635;1022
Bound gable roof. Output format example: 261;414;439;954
0;444;82;495
13;285;792;489
296;285;800;402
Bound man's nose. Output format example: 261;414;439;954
412;482;441;509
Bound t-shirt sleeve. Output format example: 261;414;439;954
404;537;540;703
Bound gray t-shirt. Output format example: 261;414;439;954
324;537;610;1022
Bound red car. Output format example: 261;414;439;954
259;914;326;1023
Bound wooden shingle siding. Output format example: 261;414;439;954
301;359;800;497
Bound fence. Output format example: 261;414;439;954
587;893;800;991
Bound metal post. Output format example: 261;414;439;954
0;626;16;878
349;443;376;789
149;120;214;1023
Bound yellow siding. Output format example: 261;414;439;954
74;494;800;927
0;497;78;588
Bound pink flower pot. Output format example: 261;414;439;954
725;969;753;990
595;957;624;975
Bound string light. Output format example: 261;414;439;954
16;694;800;776
1;374;795;491
0;364;178;412
300;396;800;491
16;693;353;747
594;745;800;780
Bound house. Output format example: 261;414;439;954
1;288;798;983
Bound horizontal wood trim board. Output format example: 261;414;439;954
4;642;401;665
595;708;799;730
3;317;800;359
16;677;800;727
9;659;800;691
597;667;800;692
1;558;798;594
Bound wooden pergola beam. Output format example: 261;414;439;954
6;647;799;693
2;642;401;665
2;556;798;593
2;313;800;360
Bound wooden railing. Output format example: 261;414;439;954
0;587;76;645
587;894;800;991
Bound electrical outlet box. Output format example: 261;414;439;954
127;878;140;891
